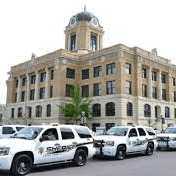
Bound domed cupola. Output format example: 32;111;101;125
65;6;104;54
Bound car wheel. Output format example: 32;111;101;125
146;143;154;155
115;145;126;160
11;154;33;176
74;149;87;166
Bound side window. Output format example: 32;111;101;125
61;128;75;140
146;128;156;136
42;128;58;141
138;128;146;136
74;127;92;138
129;128;138;137
2;127;15;134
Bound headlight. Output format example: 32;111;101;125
105;141;114;146
169;137;176;141
0;147;10;156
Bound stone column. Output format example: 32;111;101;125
34;71;39;100
168;73;172;102
148;67;152;98
158;70;162;100
26;73;30;101
136;58;142;97
45;68;49;99
17;76;21;102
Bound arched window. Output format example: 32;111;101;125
92;104;101;117
36;105;42;118
46;104;51;117
105;102;115;116
144;104;151;117
165;107;170;118
127;102;133;116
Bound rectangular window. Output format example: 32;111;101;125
152;71;157;81
142;68;147;78
82;85;89;97
70;34;76;51
60;128;75;139
125;81;132;95
50;69;54;80
40;72;46;82
11;108;14;118
30;75;36;84
66;68;75;79
173;77;176;86
15;93;17;102
106;63;116;75
39;87;45;99
50;86;53;98
162;89;166;100
74;127;92;138
82;69;89;80
21;77;26;86
106;80;116;95
18;107;23;118
152;87;157;99
30;89;35;100
90;33;97;51
93;66;102;77
65;84;74;97
125;63;132;74
174;91;176;102
15;79;18;88
161;74;166;84
175;108;176;119
142;84;147;97
93;83;101;96
21;91;25;102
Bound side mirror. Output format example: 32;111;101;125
39;137;43;142
12;130;16;134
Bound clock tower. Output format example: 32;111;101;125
65;7;104;54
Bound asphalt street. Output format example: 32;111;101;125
29;151;176;176
2;151;176;176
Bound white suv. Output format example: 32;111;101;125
94;126;156;160
0;125;95;175
0;125;25;138
157;126;176;150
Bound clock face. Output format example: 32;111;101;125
70;17;76;25
91;18;98;26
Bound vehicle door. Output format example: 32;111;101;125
59;127;78;161
35;128;62;164
127;128;140;153
137;127;148;151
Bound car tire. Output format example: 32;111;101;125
74;149;87;166
11;154;33;176
145;143;154;155
115;145;126;160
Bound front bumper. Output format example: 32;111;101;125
0;155;13;171
95;146;116;157
157;140;176;149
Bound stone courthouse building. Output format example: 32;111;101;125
6;8;176;130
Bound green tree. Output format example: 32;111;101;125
59;85;91;124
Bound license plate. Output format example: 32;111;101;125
158;141;167;146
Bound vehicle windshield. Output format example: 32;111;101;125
106;127;128;136
165;128;176;134
12;127;43;140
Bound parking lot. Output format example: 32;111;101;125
18;151;175;176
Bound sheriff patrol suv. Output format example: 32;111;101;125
0;125;95;175
157;126;176;150
94;126;156;160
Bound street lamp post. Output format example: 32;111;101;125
160;115;165;133
80;111;86;126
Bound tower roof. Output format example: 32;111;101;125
68;7;100;27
